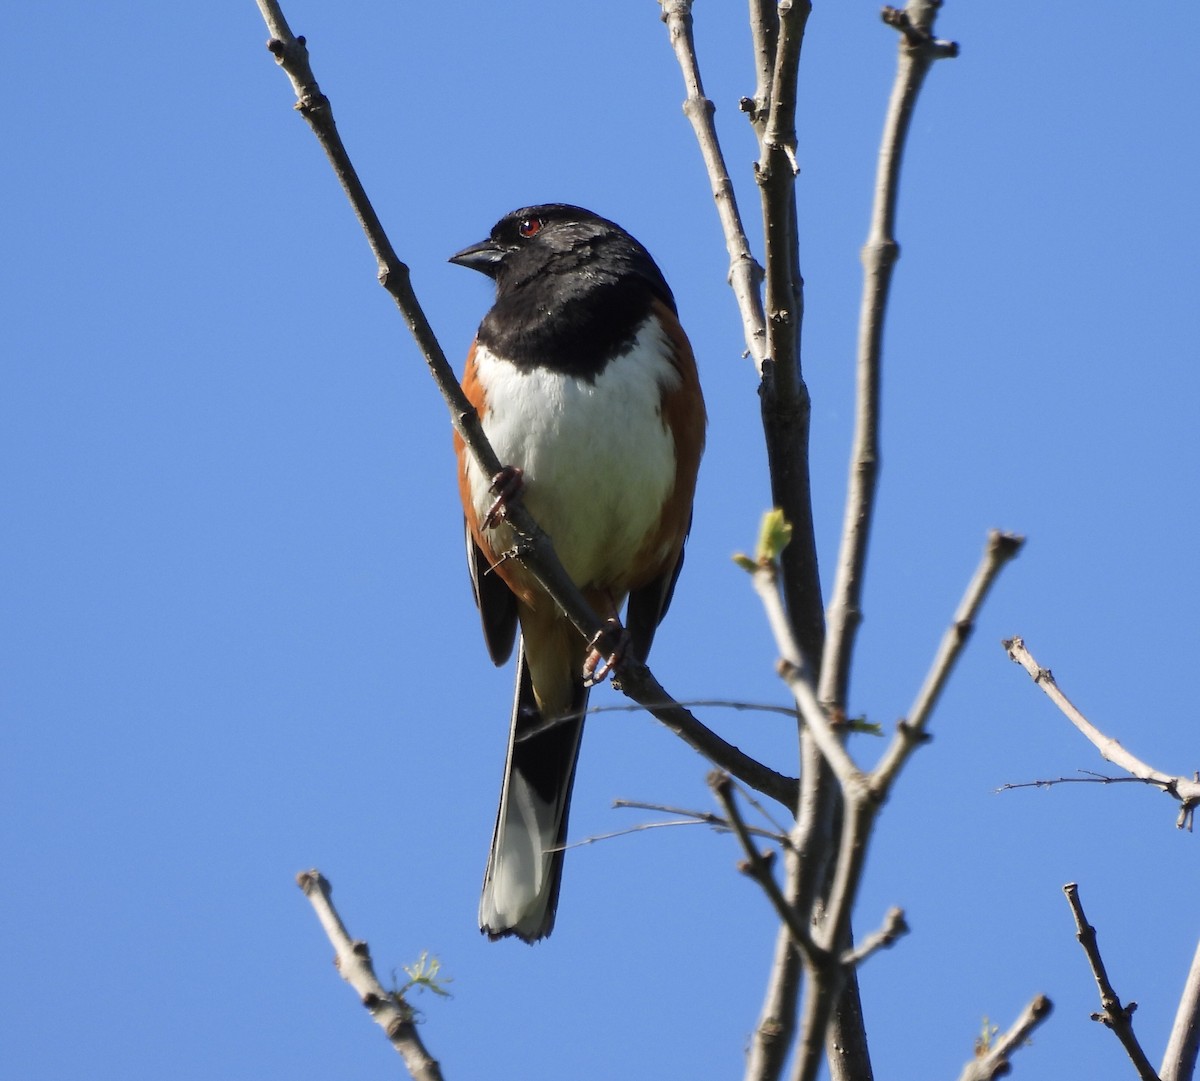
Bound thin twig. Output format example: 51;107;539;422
906;530;1024;730
819;0;959;712
1004;637;1200;830
839;907;909;968
998;772;1157;794
296;871;445;1081
748;555;861;787
1063;883;1160;1081
1161;937;1200;1081
554;816;782;853
587;698;801;721
710;771;817;960
659;0;767;368
872;530;1023;789
955;994;1054;1081
616;788;792;845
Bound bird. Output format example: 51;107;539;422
450;203;706;942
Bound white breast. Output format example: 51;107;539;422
465;316;680;592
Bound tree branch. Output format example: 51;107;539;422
819;0;959;712
745;865;805;1081
872;530;1022;789
659;0;822;655
778;525;1015;1081
659;0;767;368
754;0;825;665
617;658;799;806
839;907;909;968
1063;882;1160;1081
955;994;1054;1081
1004;636;1200;829
711;770;817;961
296;871;445;1081
1161;937;1200;1081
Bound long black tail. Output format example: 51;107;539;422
479;644;588;942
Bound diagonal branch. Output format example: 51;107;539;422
839;907;909;968
955;994;1054;1081
710;770;817;961
297;870;445;1081
872;530;1023;789
1063;883;1160;1081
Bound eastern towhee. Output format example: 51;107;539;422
450;204;706;942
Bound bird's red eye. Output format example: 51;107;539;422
517;216;543;238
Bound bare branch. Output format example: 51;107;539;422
616;658;799;806
746;550;863;787
616;787;793;843
587;698;801;721
872;530;1023;789
1161;938;1200;1081
998;772;1162;794
658;0;822;653
783;13;960;1062
556;817;749;852
296;871;445;1081
255;3;596;642
552;798;788;850
750;523;1021;1061
1004;637;1200;829
746;872;805;1081
839;907;909;968
743;0;777;138
955;994;1054;1081
710;771;817;961
777;528;1019;1081
906;531;1024;730
1063;883;1160;1081
819;0;959;712
754;0;826;663
659;0;767;368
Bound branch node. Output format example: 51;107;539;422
880;6;960;58
895;718;933;745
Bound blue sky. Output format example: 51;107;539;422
5;3;1198;1079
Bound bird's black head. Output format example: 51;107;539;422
450;204;676;311
450;204;677;378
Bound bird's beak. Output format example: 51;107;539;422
449;238;506;278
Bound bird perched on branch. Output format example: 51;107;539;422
451;204;706;942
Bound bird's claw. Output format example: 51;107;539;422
583;618;630;687
484;465;525;529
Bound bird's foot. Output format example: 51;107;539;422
483;465;525;528
583;618;630;687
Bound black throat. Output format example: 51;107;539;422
477;229;677;382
